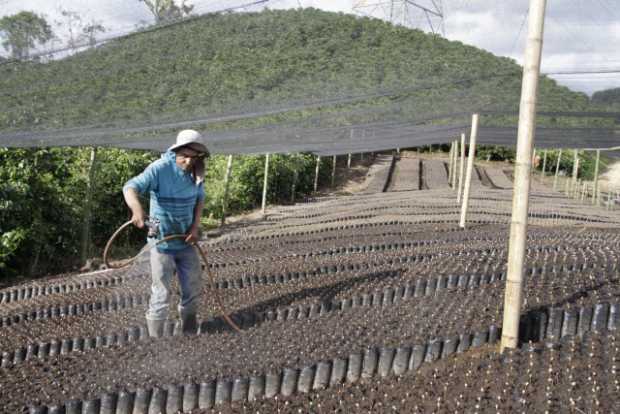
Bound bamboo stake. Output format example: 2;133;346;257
457;133;466;202
500;0;547;352
541;149;547;181
592;149;600;205
459;113;480;228
314;155;321;192
261;153;270;215
451;140;458;189
347;153;352;169
448;141;454;184
331;155;337;187
553;149;562;190
571;149;579;197
220;154;234;226
80;147;98;264
291;168;297;203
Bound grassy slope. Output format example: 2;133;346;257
0;8;593;133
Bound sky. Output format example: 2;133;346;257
1;0;619;96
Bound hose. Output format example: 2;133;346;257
103;220;241;332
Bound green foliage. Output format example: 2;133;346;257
0;11;53;59
591;87;620;108
0;9;595;132
477;145;515;162
0;147;155;276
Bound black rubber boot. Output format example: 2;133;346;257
181;313;198;335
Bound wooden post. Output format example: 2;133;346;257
331;155;337;187
80;147;98;264
459;114;480;228
220;154;234;226
447;142;454;184
314;155;321;192
457;133;466;202
553;149;562;190
581;181;587;202
347;153;352;169
532;148;537;173
291;168;297;203
500;0;547;352
571;149;579;197
451;140;458;189
592;149;600;205
261;153;270;215
541;149;547;181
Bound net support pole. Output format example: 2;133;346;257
448;141;454;184
451;140;458;189
541;149;547;181
553;149;562;190
500;0;547;352
291;168;297;203
457;133;466;202
459;113;480;228
314;155;321;192
592;149;600;205
261;153;270;215
331;155;337;187
220;154;234;226
80;147;98;264
571;149;579;197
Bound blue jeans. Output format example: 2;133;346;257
146;241;202;322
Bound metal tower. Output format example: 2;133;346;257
352;0;444;35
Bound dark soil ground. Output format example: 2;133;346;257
1;157;619;413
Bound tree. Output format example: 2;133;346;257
0;11;53;59
81;21;106;47
138;0;194;24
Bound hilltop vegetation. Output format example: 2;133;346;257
0;8;592;131
592;87;620;108
0;9;602;278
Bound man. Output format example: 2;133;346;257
123;129;208;337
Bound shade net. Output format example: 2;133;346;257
0;9;618;155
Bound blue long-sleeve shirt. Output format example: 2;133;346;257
123;151;205;252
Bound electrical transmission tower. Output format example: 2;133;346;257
352;0;444;35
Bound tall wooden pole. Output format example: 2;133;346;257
291;166;298;203
331;155;337;187
448;141;455;185
592;149;600;205
553;149;562;190
459;113;480;228
314;155;321;192
451;140;458;189
261;153;270;215
500;0;547;352
541;149;547;181
571;149;579;197
457;133;466;202
220;154;234;226
80;147;98;264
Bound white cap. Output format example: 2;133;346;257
168;129;208;154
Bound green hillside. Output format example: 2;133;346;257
0;8;592;132
592;87;620;108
